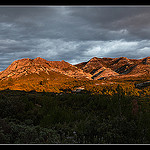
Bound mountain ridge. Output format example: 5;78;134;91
75;56;150;78
0;56;149;92
0;57;92;81
0;56;150;81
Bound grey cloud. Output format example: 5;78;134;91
68;7;150;41
0;6;150;41
0;6;150;71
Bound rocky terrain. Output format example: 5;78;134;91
75;56;150;80
0;56;150;82
0;56;149;92
0;57;92;81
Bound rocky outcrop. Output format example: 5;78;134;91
92;67;119;80
79;57;104;74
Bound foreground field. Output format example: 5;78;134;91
0;85;150;144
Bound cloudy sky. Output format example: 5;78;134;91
0;6;150;71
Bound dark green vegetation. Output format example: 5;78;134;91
0;85;150;144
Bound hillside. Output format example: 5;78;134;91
0;57;92;92
0;56;150;92
1;57;150;144
91;67;119;80
0;57;91;81
75;56;150;79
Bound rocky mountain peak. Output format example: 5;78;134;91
0;56;150;84
33;57;48;64
61;60;66;62
89;57;100;62
0;57;92;81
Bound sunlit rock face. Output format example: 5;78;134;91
0;57;92;81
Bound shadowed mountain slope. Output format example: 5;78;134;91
75;56;150;79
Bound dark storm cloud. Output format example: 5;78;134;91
68;6;150;41
0;6;150;71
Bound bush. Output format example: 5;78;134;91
0;89;150;144
0;119;60;144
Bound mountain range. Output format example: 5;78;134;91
75;56;150;79
0;57;91;81
0;56;149;92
